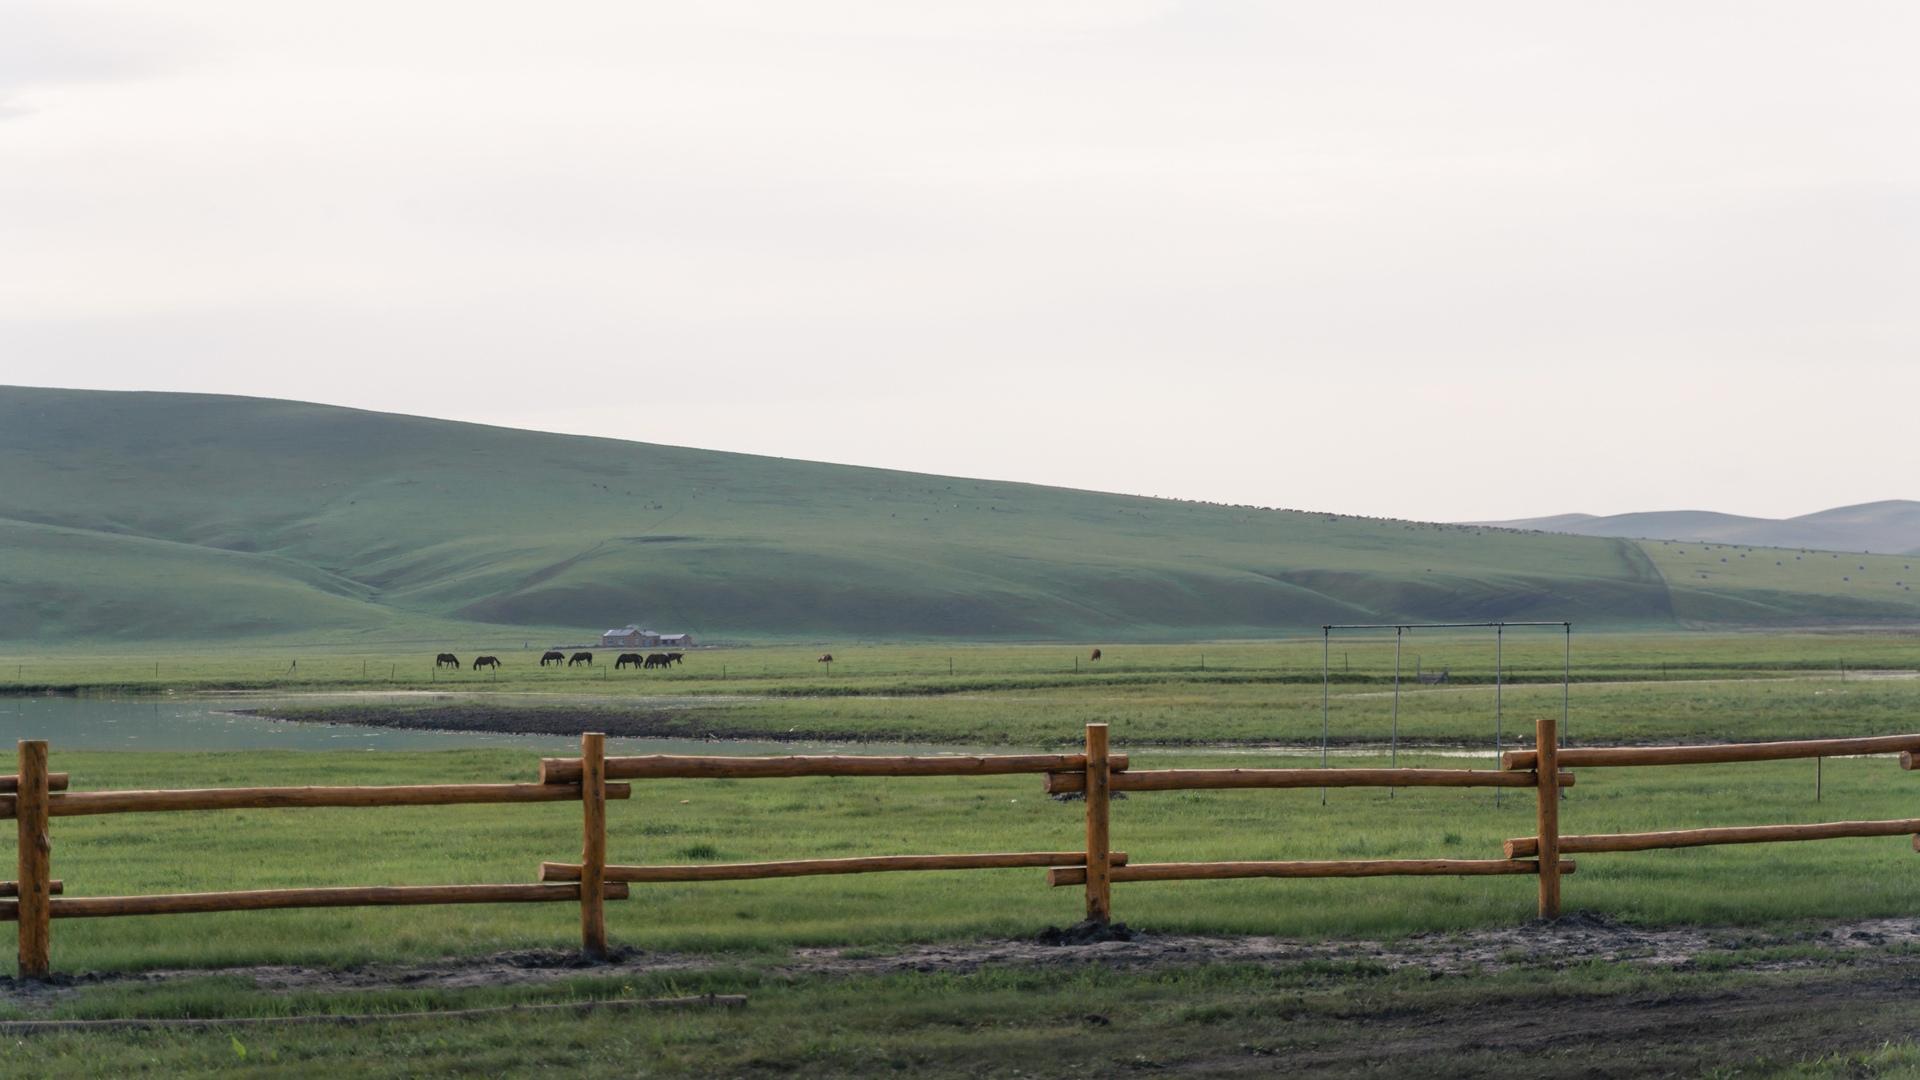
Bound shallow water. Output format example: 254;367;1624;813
0;693;984;756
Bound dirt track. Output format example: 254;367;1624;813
10;913;1917;1003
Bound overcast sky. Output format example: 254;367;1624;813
2;2;1915;522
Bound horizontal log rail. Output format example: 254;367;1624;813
540;752;1129;784
542;851;1132;883
1505;818;1920;858
0;883;630;921
1044;767;1574;795
0;783;629;820
1046;858;1576;885
12;719;1918;980
1503;733;1920;771
0;773;68;793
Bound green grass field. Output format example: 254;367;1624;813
4;633;1920;1073
11;748;1920;973
10;386;1920;646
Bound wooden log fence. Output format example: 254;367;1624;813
1043;766;1574;795
1503;733;1920;771
8;719;1920;977
541;852;1131;883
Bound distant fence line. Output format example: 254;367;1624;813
9;725;1920;977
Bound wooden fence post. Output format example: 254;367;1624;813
1084;724;1112;923
16;740;51;978
1534;717;1561;919
580;732;608;959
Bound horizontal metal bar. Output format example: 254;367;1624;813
1323;622;1570;630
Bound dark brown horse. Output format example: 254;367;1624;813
540;651;565;667
615;653;643;669
1090;648;1102;662
569;651;593;667
817;653;833;663
643;653;668;668
435;653;460;669
664;652;684;666
471;656;501;671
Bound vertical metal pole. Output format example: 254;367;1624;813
1321;628;1331;805
1084;724;1112;923
1390;627;1402;797
1563;624;1572;747
1494;625;1504;806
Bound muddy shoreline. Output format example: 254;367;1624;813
233;703;1565;749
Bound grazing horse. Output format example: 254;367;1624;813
540;650;565;667
664;652;684;666
615;653;643;669
435;653;460;669
1090;648;1102;662
817;653;833;663
471;656;501;671
568;651;593;667
643;653;668;669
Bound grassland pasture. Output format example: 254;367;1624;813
5;631;1920;1074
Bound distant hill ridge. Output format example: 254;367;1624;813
1474;503;1920;556
3;385;1918;642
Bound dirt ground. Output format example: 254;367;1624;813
7;917;1919;1075
10;913;1917;1003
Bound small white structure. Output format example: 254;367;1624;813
599;626;695;649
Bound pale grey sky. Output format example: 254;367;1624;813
2;1;1915;522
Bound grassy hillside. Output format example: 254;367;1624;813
4;386;1918;643
1481;501;1920;555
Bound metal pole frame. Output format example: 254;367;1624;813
1318;621;1573;807
1390;627;1402;797
1320;628;1331;805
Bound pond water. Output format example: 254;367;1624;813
0;693;979;756
0;694;1518;761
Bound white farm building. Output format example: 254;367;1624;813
598;626;695;649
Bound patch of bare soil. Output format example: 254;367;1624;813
1199;968;1920;1077
7;914;1918;1007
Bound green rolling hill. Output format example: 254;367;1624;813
3;386;1918;644
1477;503;1920;555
